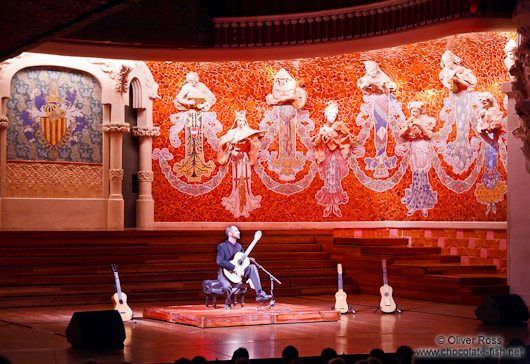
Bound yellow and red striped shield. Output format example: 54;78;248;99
40;116;67;146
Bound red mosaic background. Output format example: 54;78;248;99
148;32;515;222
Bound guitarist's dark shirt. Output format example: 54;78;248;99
217;240;244;273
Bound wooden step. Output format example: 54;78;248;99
425;273;507;286
0;242;321;257
362;246;442;255
0;259;338;277
334;237;409;246
394;263;498;275
0;251;331;267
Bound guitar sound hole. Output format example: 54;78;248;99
384;293;389;297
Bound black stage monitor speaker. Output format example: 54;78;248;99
475;295;530;326
66;310;125;349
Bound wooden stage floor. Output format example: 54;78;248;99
0;294;528;364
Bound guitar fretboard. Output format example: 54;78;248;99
382;259;388;286
239;230;262;263
111;264;124;304
337;263;344;291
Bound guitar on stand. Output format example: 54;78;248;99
375;259;400;314
333;263;354;314
111;264;133;321
223;230;262;284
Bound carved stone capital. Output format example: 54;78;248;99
138;170;154;182
103;122;130;134
90;59;135;94
132;126;161;138
0;115;7;129
109;169;124;181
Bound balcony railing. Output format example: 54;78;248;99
212;0;515;48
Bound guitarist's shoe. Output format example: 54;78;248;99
224;304;231;310
256;291;272;302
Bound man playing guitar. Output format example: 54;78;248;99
217;226;272;308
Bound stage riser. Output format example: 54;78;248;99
0;229;507;307
330;234;508;305
0;230;359;308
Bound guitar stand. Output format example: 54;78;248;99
250;258;289;312
331;304;356;314
374;305;402;314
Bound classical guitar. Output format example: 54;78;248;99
111;264;133;321
379;259;397;313
223;230;262;284
334;263;349;314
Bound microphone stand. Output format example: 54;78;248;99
250;257;289;311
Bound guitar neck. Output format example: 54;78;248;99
338;273;344;291
382;259;388;286
113;272;123;301
240;235;260;261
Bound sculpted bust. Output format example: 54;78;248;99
265;68;307;109
439;50;477;93
476;92;505;135
399;101;436;140
173;72;216;112
218;111;263;166
357;61;397;95
312;102;355;163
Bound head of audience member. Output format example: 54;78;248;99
0;356;12;364
396;345;414;364
508;338;525;347
234;358;252;364
329;358;346;364
321;348;338;364
83;360;98;364
232;347;250;363
289;359;305;364
369;348;385;362
191;356;208;364
175;358;192;364
366;357;383;364
282;345;299;364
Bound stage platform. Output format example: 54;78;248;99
1;294;528;364
143;302;340;328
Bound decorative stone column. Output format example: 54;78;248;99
132;126;160;229
0;115;7;228
506;0;530;305
103;122;130;229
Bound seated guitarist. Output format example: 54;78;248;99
217;226;272;308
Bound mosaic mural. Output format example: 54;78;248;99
149;32;515;222
6;67;103;163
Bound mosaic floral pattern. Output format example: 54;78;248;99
6;67;102;163
149;32;514;222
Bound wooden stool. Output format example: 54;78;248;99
202;280;247;309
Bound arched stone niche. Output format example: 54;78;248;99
0;53;158;230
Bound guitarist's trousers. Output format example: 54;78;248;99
218;264;262;292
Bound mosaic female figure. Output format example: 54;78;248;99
399;101;438;216
474;92;507;214
218;111;263;218
312;102;356;217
